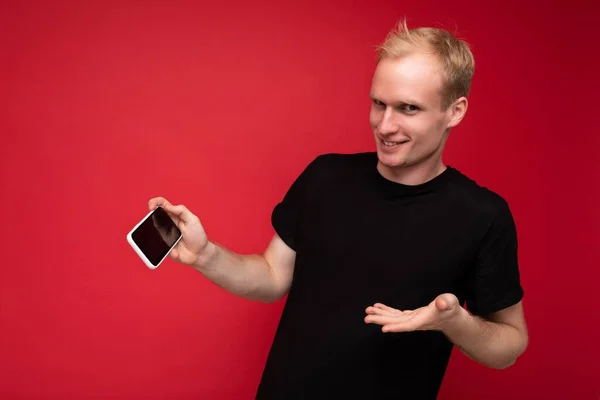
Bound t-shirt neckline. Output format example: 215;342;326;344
370;152;456;196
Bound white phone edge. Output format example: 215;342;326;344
126;206;182;270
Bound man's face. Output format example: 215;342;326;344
369;53;459;172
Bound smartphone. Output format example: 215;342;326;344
127;206;182;269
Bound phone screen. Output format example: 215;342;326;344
131;207;181;267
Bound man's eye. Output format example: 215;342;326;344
373;99;385;107
401;104;419;113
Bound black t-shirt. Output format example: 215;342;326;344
255;152;524;400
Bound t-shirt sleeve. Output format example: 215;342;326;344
271;155;323;250
465;199;524;316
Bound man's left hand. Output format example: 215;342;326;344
364;293;463;333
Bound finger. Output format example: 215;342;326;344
364;314;412;326
366;306;400;317
170;247;179;260
149;199;183;230
374;303;401;313
435;293;458;312
163;204;198;224
382;320;420;333
435;297;448;311
149;197;172;210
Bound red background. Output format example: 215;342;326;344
1;1;598;399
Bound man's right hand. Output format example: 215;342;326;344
148;197;211;266
147;197;296;303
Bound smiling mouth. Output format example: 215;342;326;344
381;139;409;147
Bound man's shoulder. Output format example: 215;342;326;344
307;151;375;173
447;167;512;217
311;151;375;164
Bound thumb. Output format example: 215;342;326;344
435;293;457;312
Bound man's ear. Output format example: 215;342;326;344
446;97;468;129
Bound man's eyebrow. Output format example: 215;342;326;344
369;94;426;108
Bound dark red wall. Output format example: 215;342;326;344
1;1;598;398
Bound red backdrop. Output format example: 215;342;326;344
1;1;598;399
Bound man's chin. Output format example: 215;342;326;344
376;150;406;168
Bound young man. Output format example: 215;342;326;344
149;20;528;400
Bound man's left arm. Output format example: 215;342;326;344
441;297;528;369
365;293;529;369
366;198;528;368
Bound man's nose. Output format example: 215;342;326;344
378;108;397;135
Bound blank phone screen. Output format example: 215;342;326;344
131;207;181;266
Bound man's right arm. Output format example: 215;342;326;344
148;197;296;303
193;234;296;303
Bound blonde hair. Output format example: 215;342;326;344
376;19;475;109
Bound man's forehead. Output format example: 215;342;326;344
371;54;444;104
374;54;442;83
